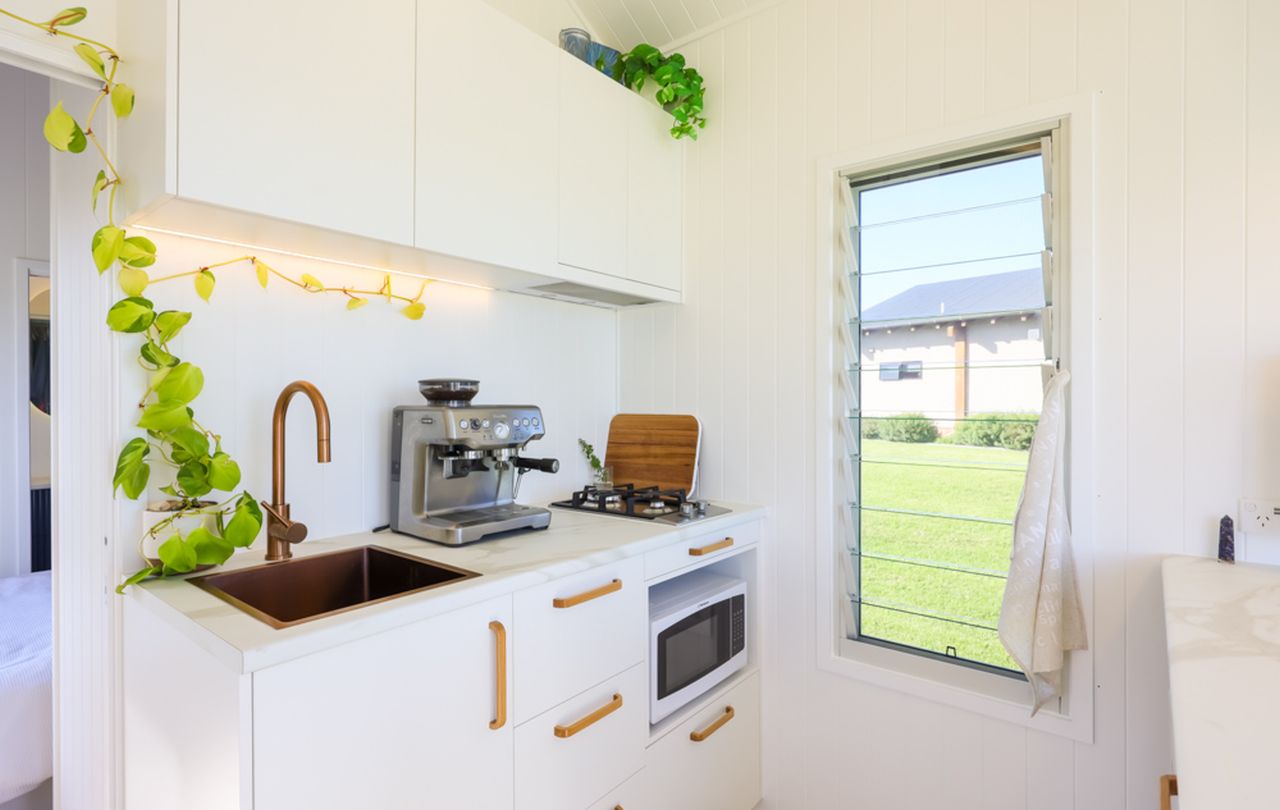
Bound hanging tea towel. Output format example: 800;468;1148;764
998;370;1087;715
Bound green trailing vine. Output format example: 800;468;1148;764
601;43;706;140
0;5;430;591
577;438;605;480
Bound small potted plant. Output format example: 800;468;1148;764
578;438;612;489
600;43;706;140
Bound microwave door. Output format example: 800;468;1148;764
657;601;732;700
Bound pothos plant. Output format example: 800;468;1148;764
599;43;706;140
0;5;431;591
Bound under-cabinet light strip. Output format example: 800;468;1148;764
131;225;495;291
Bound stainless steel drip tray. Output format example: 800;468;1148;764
407;504;553;545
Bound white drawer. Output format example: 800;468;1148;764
587;768;647;810
646;672;761;810
514;556;645;724
515;663;646;810
644;521;759;581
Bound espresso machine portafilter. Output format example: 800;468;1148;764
389;379;560;545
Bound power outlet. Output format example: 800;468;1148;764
1239;499;1280;534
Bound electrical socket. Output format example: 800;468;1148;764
1239;499;1280;534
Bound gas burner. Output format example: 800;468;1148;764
552;483;731;525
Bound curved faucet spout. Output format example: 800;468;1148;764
268;380;331;561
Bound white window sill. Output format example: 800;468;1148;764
821;636;1093;742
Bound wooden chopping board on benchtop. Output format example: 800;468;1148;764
604;414;701;495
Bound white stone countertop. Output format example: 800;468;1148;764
1162;555;1280;810
130;501;764;675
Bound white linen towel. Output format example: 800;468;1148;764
0;571;53;803
998;371;1086;715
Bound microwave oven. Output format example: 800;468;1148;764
649;570;747;723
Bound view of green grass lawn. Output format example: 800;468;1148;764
858;438;1028;672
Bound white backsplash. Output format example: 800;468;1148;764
120;232;617;544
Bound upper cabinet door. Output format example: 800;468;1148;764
176;0;415;245
558;52;629;279
416;0;557;274
626;98;683;292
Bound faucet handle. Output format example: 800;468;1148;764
261;500;309;545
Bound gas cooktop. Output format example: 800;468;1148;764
550;484;730;525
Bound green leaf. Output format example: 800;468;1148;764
47;7;88;27
346;297;367;311
74;43;106;79
176;459;211;498
155;362;204;405
112;437;150;498
157;535;197;575
300;273;324;291
110;83;135;118
91;225;124;273
208;453;241;491
116;565;161;594
224;501;262;548
119;235;157;269
137;400;192;432
187;527;234;567
253;259;270;288
154;310;191;343
166;426;209;460
91;170;108;212
195;269;215;302
401;301;425;320
105;296;155;333
43;102;86;153
139;340;177;368
118;266;149;297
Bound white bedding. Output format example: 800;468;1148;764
0;572;51;804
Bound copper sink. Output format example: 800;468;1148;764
190;545;480;629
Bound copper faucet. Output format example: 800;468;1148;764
262;380;331;562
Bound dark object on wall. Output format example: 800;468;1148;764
1218;514;1235;564
30;320;50;414
31;487;51;572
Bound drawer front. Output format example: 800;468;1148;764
588;768;648;810
645;521;760;581
514;557;645;723
646;672;761;810
516;664;646;810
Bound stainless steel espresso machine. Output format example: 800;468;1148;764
390;379;560;545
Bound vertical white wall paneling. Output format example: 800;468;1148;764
984;0;1031;113
1124;0;1183;805
944;0;987;123
694;30;726;500
1182;0;1245;559
869;0;908;142
1028;0;1077;103
835;0;871;151
905;0;945;133
648;0;699;43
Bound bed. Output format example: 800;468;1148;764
0;571;51;804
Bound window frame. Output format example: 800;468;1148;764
812;98;1097;743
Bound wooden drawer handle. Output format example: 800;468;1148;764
553;578;622;608
554;693;623;738
690;706;735;742
1160;774;1178;810
689;537;734;557
488;621;506;730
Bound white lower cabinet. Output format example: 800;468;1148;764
589;768;648;810
515;663;647;810
252;595;514;810
646;672;762;810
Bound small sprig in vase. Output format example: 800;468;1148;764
578;439;612;490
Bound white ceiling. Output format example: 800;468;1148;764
572;0;779;50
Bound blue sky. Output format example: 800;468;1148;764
857;155;1046;309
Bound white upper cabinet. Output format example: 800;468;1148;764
558;52;630;280
626;96;684;292
416;0;558;274
176;0;415;245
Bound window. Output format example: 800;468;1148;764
836;134;1060;677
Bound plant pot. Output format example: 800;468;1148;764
141;499;218;570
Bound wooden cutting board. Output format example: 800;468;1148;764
604;414;701;495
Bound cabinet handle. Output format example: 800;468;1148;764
554;693;623;738
489;620;507;730
1159;774;1178;810
552;578;622;608
689;537;734;557
690;706;735;742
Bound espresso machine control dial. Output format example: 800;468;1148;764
493;422;510;440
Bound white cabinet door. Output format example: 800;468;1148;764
177;0;415;245
626;97;683;292
558;52;629;279
253;596;513;810
416;0;557;274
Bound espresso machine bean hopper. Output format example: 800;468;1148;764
390;379;560;545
